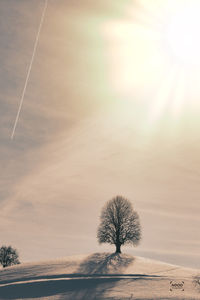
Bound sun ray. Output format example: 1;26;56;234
171;68;186;118
149;65;178;124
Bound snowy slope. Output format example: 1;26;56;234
0;253;200;299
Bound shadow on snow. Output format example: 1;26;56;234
0;253;161;300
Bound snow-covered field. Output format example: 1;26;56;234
0;253;200;299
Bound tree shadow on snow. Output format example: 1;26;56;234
0;253;159;300
77;252;134;275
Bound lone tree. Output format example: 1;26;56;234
97;195;141;253
0;246;20;268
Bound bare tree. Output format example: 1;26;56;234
97;196;141;253
0;246;20;268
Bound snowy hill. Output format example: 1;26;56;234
0;253;200;299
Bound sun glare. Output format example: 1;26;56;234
104;0;200;128
166;4;200;65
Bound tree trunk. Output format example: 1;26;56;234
115;243;121;253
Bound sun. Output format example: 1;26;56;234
166;4;200;65
104;0;200;126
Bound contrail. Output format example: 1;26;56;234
11;0;48;139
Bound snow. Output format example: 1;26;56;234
0;253;199;299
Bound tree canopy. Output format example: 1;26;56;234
0;246;20;268
97;195;141;253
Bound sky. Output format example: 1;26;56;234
1;0;200;269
